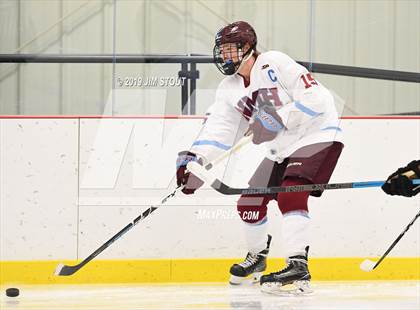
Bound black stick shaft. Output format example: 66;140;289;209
209;179;420;195
76;206;159;269
374;210;420;269
212;180;357;195
56;188;179;275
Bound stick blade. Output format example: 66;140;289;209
54;263;80;276
54;263;65;275
360;259;376;272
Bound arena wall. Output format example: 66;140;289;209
0;117;419;284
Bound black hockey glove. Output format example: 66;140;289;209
176;151;204;195
382;160;420;197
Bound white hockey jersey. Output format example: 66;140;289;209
190;51;344;164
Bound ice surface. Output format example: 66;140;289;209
1;281;419;310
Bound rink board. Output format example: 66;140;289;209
0;117;419;284
1;257;419;285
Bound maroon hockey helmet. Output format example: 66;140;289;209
213;21;257;75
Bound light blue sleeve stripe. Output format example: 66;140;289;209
322;126;342;132
294;101;322;117
192;140;231;150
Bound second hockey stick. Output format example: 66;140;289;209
187;161;420;195
360;209;420;272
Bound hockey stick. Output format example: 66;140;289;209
55;187;182;276
187;161;420;195
360;209;420;272
55;135;252;276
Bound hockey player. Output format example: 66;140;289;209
176;21;344;294
382;160;420;197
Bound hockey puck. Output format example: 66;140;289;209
5;288;19;297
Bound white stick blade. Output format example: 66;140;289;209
54;263;65;276
360;259;376;272
187;161;215;184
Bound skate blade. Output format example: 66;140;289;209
261;280;313;296
229;272;263;285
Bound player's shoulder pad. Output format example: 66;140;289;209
259;50;296;68
218;74;237;89
215;75;241;101
213;76;238;106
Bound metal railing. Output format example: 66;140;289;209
1;54;419;114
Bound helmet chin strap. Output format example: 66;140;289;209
236;48;254;73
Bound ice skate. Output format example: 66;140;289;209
229;235;272;285
260;246;312;295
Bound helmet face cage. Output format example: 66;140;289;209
212;21;257;75
213;42;245;75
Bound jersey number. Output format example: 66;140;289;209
300;73;318;89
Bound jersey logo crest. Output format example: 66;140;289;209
235;88;283;120
261;64;269;69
